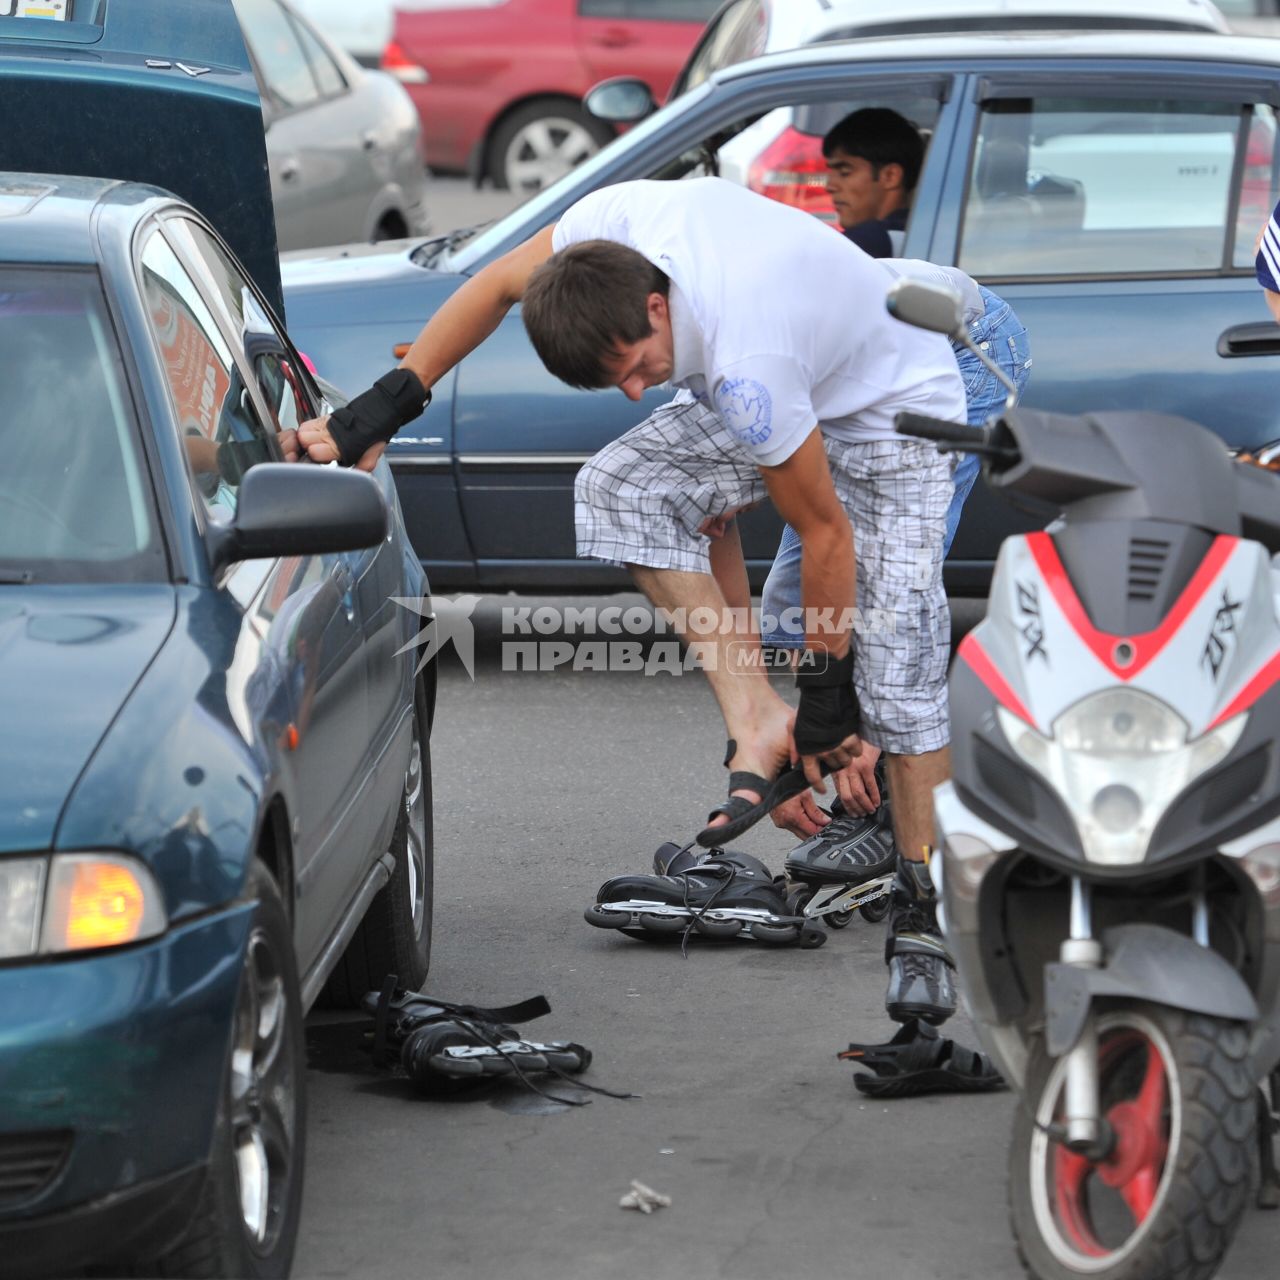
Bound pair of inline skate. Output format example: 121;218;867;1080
584;765;896;950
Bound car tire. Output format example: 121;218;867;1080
487;98;614;192
145;861;306;1279
322;674;434;1007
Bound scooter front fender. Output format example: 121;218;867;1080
1044;923;1258;1057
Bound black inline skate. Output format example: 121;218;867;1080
585;843;826;951
783;763;896;931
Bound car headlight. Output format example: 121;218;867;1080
997;690;1246;866
0;853;167;959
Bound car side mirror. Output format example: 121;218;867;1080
585;76;657;124
209;464;387;574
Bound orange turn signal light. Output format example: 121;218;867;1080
43;856;166;953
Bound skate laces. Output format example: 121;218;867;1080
677;856;737;959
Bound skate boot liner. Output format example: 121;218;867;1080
586;844;826;952
363;980;632;1103
839;1020;1005;1097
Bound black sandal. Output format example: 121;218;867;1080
695;740;829;848
838;1020;1006;1098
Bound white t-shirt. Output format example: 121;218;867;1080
551;178;965;467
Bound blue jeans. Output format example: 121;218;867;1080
760;285;1031;647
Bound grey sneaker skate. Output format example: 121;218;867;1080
784;801;896;884
884;855;956;1026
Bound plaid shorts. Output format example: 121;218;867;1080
574;398;954;754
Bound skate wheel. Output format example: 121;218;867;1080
826;909;855;930
638;911;687;934
693;915;743;938
860;897;890;924
799;926;827;949
750;920;802;946
786;887;814;918
585;904;627;929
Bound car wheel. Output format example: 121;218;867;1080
322;674;434;1006
488;98;613;192
147;862;306;1279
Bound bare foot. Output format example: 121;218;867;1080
702;701;798;833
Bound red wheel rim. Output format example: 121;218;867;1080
1045;1026;1172;1263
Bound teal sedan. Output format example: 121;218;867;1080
0;173;434;1278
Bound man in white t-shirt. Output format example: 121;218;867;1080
299;177;965;1025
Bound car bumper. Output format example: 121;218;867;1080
0;901;254;1271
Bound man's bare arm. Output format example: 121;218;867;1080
399;224;558;390
298;225;558;468
758;429;856;658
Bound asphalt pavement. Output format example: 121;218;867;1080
296;595;1275;1280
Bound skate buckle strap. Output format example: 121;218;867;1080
889;931;955;966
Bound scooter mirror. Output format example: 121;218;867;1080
584;76;656;124
887;277;1020;411
885;278;965;339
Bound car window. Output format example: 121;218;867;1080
579;0;722;18
233;0;321;111
165;217;319;435
957;96;1280;278
288;6;346;98
0;266;162;584
140;230;280;522
673;0;766;98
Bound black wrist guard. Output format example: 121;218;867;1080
327;368;431;466
793;648;861;756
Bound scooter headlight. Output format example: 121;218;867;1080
997;690;1246;865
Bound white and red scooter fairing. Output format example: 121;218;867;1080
958;532;1280;737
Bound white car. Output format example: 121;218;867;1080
233;0;432;250
1214;0;1280;37
674;0;1233;222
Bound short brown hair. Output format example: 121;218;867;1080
522;239;669;389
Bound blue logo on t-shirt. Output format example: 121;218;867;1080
715;377;773;446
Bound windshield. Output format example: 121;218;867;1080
0;268;165;584
448;81;717;271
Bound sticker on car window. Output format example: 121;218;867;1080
14;0;70;18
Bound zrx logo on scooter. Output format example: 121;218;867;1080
1201;588;1243;681
1015;579;1048;664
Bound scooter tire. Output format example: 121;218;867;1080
1008;1003;1254;1280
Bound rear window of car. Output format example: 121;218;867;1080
958;95;1279;278
0;266;165;584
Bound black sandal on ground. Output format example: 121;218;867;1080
838;1019;1006;1098
695;740;830;848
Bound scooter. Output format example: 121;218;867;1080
888;278;1280;1280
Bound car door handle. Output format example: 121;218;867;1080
280;157;301;182
1218;323;1280;357
594;27;636;48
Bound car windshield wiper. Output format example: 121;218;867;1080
412;221;493;268
0;568;35;584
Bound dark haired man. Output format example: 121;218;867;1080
297;176;963;1025
823;107;924;259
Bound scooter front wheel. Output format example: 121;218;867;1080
1009;1004;1253;1280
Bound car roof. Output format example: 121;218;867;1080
0;0;282;316
762;0;1231;47
0;172;177;266
714;27;1280;80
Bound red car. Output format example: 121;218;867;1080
382;0;720;192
